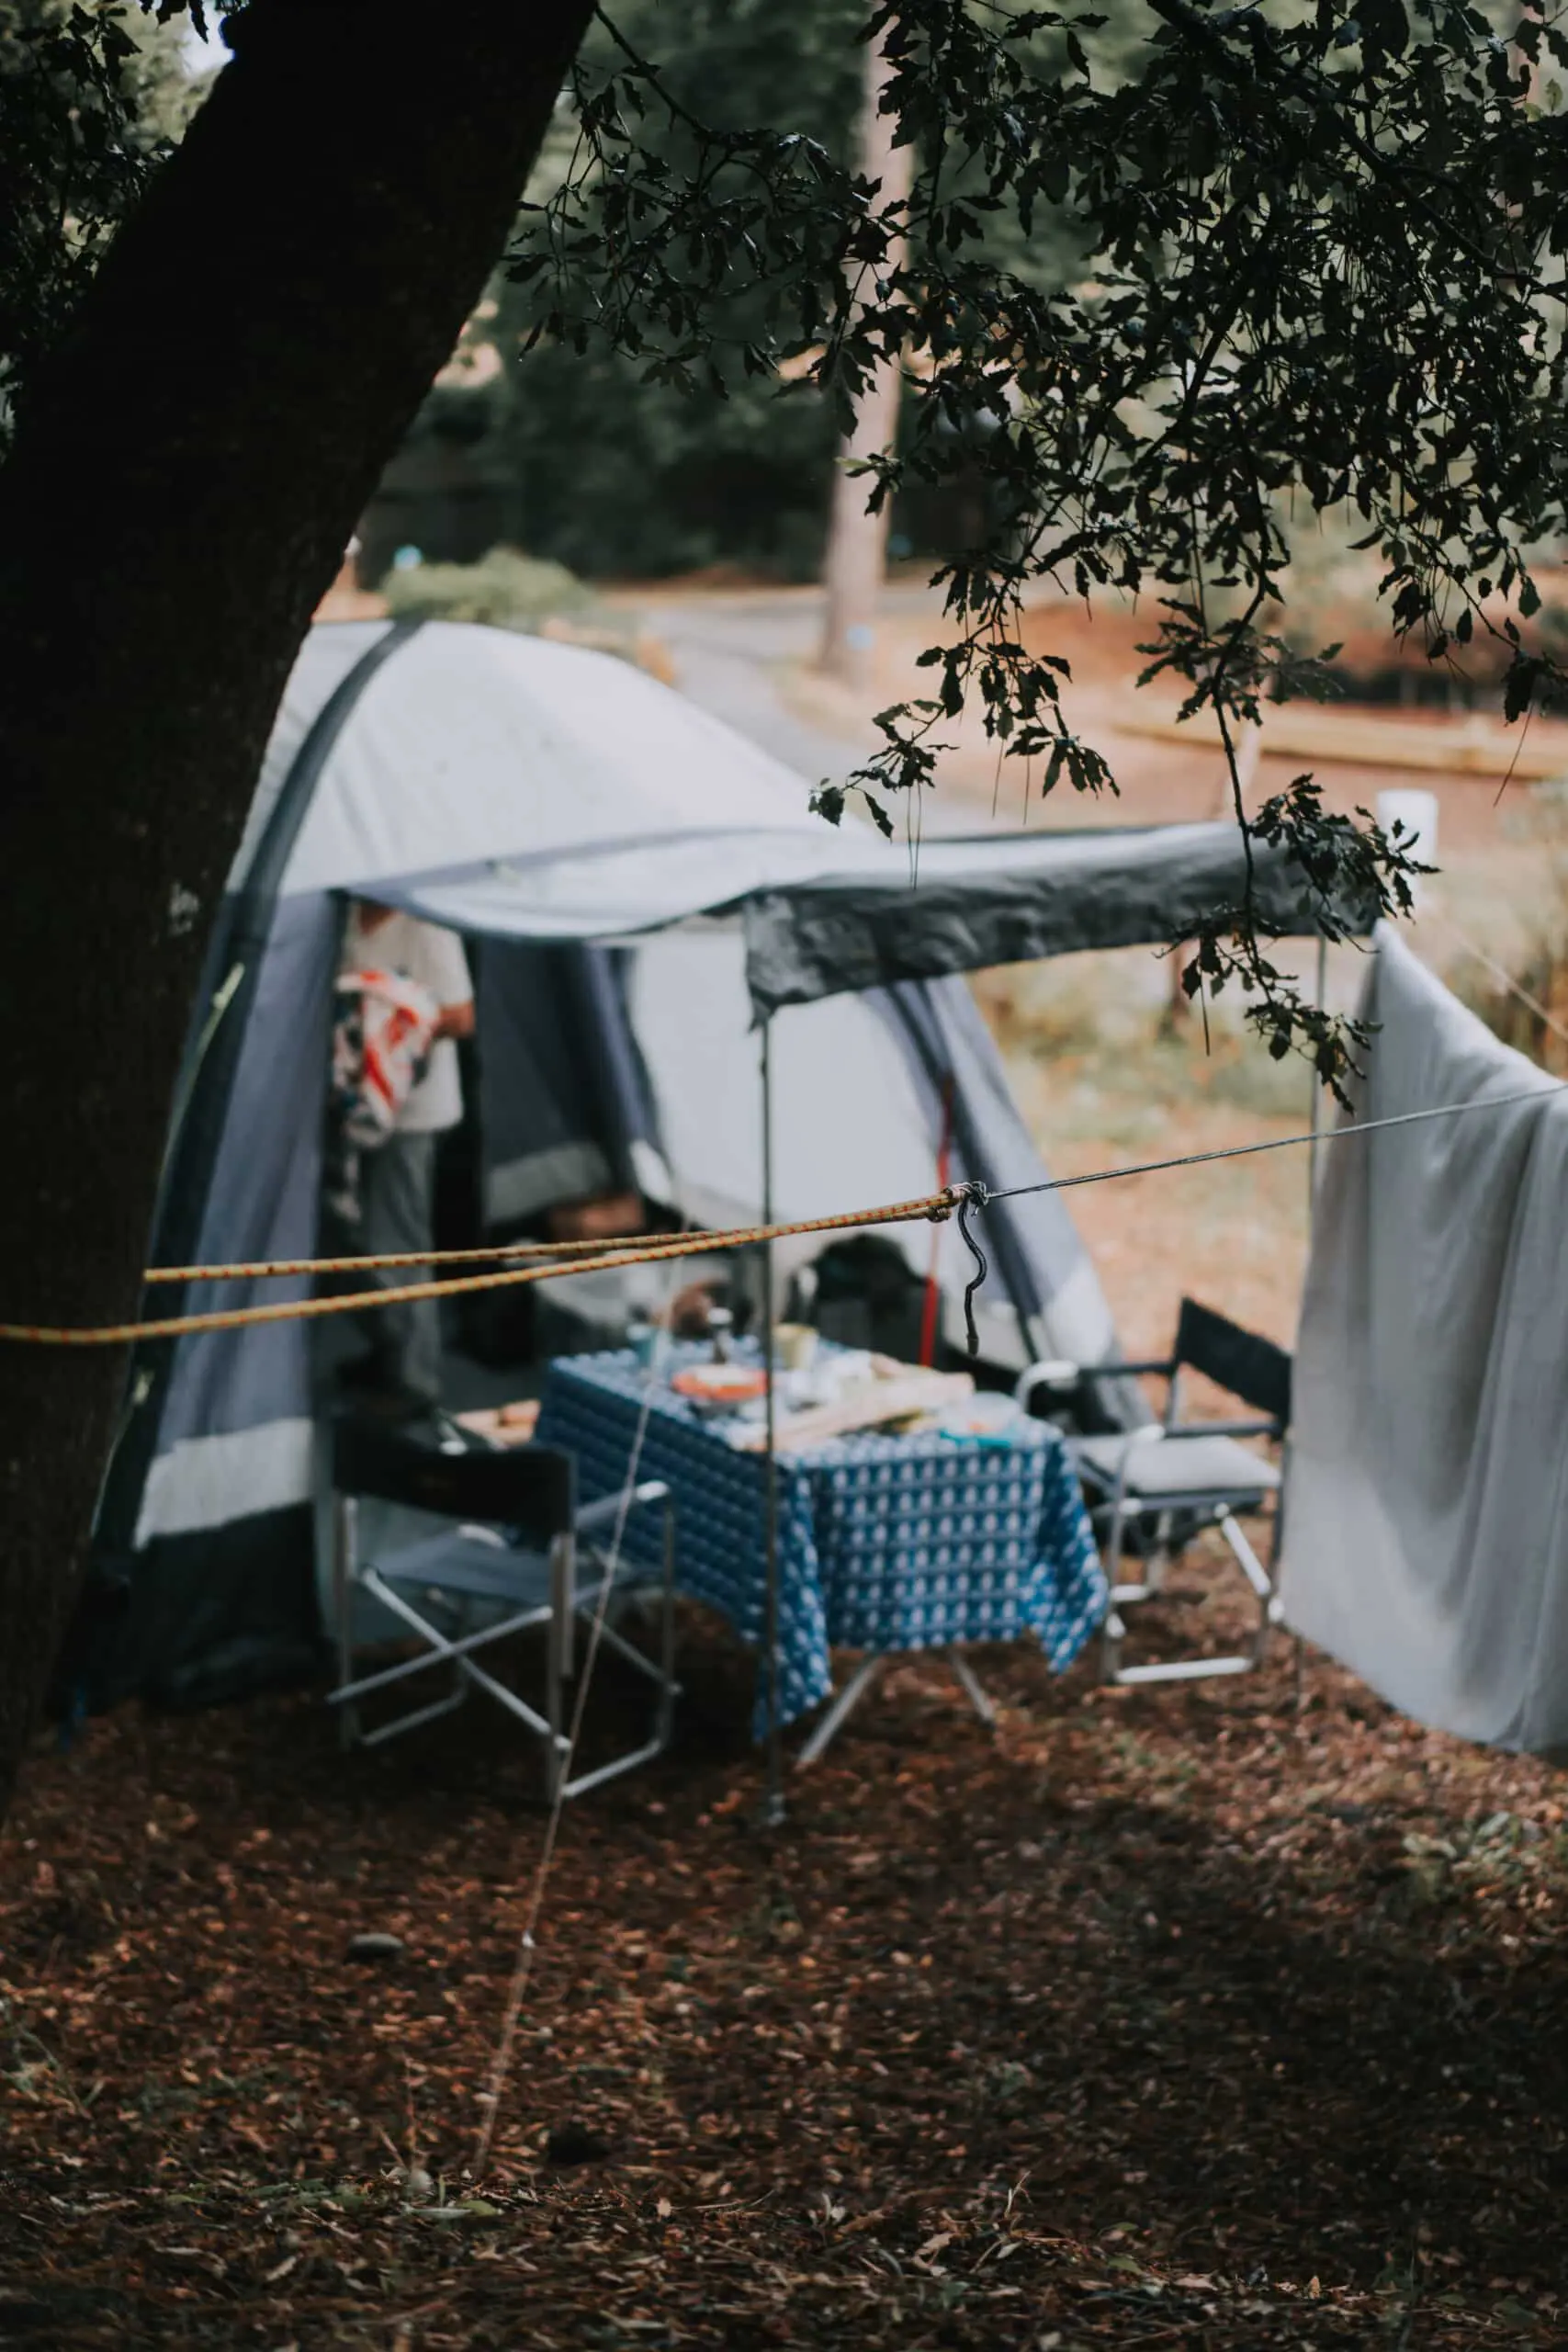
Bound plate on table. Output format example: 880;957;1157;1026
936;1392;1024;1447
671;1363;769;1414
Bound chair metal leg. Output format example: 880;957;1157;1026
329;1590;553;1708
1113;1651;1254;1686
350;1571;560;1742
1100;1484;1142;1680
1100;1497;1277;1687
459;1651;571;1751
1100;1598;1128;1682
450;1595;471;1713
946;1650;997;1729
333;1494;360;1750
1218;1509;1278;1665
545;1535;574;1806
359;1688;468;1747
327;1479;676;1802
1106;1486;1159;1607
1218;1510;1273;1603
552;1533;576;1682
1145;1508;1173;1597
657;1500;677;1748
796;1656;883;1768
581;1608;675;1680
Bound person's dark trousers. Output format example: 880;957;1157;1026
350;1131;444;1404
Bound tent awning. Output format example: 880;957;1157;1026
379;819;1372;1017
254;627;1371;1015
374;825;889;944
737;822;1375;1015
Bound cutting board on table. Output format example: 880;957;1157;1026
728;1368;975;1454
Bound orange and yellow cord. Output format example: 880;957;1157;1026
0;1191;963;1349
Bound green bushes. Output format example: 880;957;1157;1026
380;547;598;633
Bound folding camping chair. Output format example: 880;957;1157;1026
328;1417;677;1801
1016;1298;1291;1686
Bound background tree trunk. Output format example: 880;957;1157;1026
817;28;912;695
0;0;594;1821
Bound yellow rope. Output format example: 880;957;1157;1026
0;1192;958;1348
144;1229;653;1283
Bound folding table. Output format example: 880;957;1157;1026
536;1344;1106;1758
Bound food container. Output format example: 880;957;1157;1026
671;1363;768;1416
626;1316;659;1369
937;1392;1024;1447
773;1322;818;1373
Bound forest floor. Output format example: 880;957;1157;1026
3;1587;1566;2349
6;584;1568;2346
8;895;1568;2352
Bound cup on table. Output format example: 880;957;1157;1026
773;1322;818;1374
626;1316;659;1370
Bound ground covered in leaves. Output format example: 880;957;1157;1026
3;1572;1566;2348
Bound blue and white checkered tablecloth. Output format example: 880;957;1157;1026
536;1349;1107;1739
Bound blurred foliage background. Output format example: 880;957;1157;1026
361;0;1145;584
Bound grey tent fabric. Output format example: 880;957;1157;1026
740;823;1373;1016
476;941;664;1227
93;892;338;1704
1280;927;1568;1751
868;979;1145;1427
85;630;413;1707
148;895;337;1478
84;619;1349;1714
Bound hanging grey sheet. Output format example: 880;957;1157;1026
1280;927;1568;1752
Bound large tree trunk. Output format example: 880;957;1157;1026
0;0;594;1820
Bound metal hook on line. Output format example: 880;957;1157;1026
954;1181;991;1358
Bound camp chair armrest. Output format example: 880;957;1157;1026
1015;1356;1176;1409
1161;1417;1283;1442
573;1480;671;1534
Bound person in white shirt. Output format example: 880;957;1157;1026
337;900;474;1411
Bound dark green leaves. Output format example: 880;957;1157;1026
507;0;1568;1088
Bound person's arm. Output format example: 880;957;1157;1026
424;925;475;1043
432;998;475;1042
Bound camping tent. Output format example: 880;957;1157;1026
81;616;1354;1711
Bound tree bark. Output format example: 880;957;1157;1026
0;0;594;1820
817;29;912;695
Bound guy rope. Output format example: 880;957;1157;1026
0;1192;964;1348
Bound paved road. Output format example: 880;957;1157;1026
637;588;869;784
629;581;997;836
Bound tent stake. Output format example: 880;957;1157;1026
759;1014;785;1828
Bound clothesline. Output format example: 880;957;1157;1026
976;1078;1568;1207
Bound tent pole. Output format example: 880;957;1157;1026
1295;928;1329;1720
1308;931;1328;1218
759;1014;785;1828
